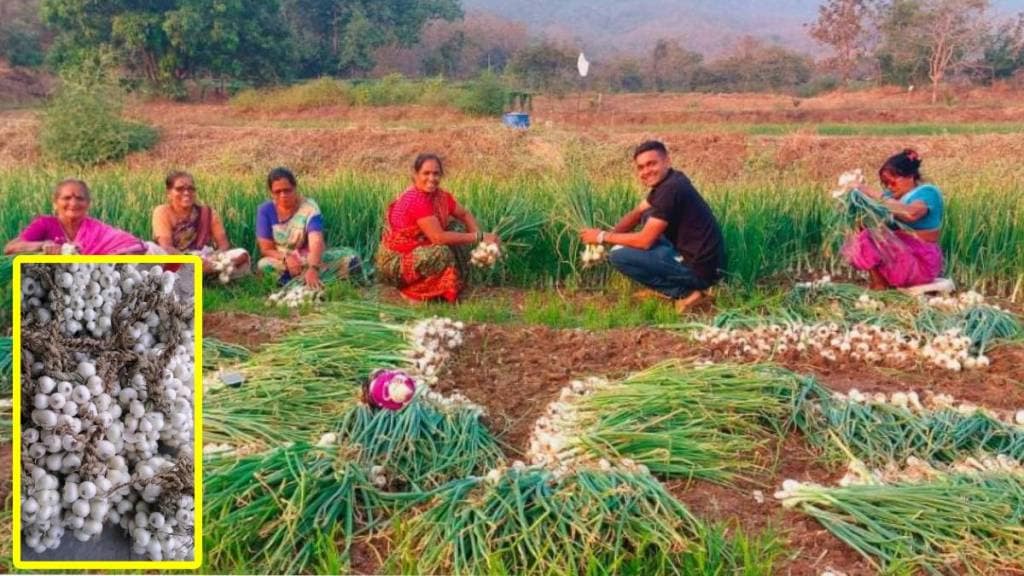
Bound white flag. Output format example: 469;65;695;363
577;52;590;77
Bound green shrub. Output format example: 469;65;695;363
456;71;509;117
39;69;158;166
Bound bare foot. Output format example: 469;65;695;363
674;290;705;314
632;288;671;301
868;269;889;291
399;293;425;307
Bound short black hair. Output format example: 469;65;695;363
413;153;444;176
267;167;297;189
633;140;668;160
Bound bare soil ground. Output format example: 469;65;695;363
203;311;295;351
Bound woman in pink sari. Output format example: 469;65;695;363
4;179;150;256
842;149;944;290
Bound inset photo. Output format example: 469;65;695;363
13;257;201;569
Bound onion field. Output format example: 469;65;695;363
0;168;1022;296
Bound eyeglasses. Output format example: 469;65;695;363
271;188;295;196
173;186;196;192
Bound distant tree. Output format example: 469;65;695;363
41;0;291;94
980;13;1024;81
281;0;461;78
404;13;529;79
808;0;876;82
0;0;46;67
874;0;990;99
705;37;814;92
650;39;703;91
920;0;990;101
598;56;646;92
506;41;577;93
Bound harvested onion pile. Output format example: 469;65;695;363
695;321;989;372
266;283;323;308
406;317;464;384
19;263;195;561
470;241;500;268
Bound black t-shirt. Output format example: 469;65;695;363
644;169;725;283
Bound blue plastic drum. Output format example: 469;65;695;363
502;112;530;129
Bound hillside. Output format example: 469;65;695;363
464;0;1024;57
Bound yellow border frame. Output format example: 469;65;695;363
12;255;203;570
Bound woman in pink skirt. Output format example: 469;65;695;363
842;149;944;290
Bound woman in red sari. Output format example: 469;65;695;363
377;154;499;303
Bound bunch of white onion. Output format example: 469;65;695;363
60;243;80;255
208;250;236;285
854;293;883;312
526;377;612;477
470;242;501;268
420;388;485;416
695;321;920;367
830;169;866;199
118;458;194;562
926;290;987;312
266;284;323;308
580;244;607;268
22;264;174;340
407;317;464;383
795;274;833;289
773;478;824;508
834;387;1023;428
20;264;194;559
840;454;1024;488
920;328;984;372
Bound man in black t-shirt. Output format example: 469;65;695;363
580;140;725;312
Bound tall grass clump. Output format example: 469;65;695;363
351;74;430;107
39;67;158;165
230;77;353;112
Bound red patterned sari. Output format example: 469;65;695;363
377;187;463;302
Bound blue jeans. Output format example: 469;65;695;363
608;237;710;299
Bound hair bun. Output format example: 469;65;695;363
903;149;921;163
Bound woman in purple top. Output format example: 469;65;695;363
255;167;361;288
5;179;150;256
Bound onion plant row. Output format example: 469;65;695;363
1;169;1020;298
205;391;503;573
570;361;802;484
779;473;1024;574
203;303;417;447
792;379;1024;466
386;466;781;576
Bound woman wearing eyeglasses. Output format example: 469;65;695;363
255;167;361;289
842;149;944;290
152;170;251;280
